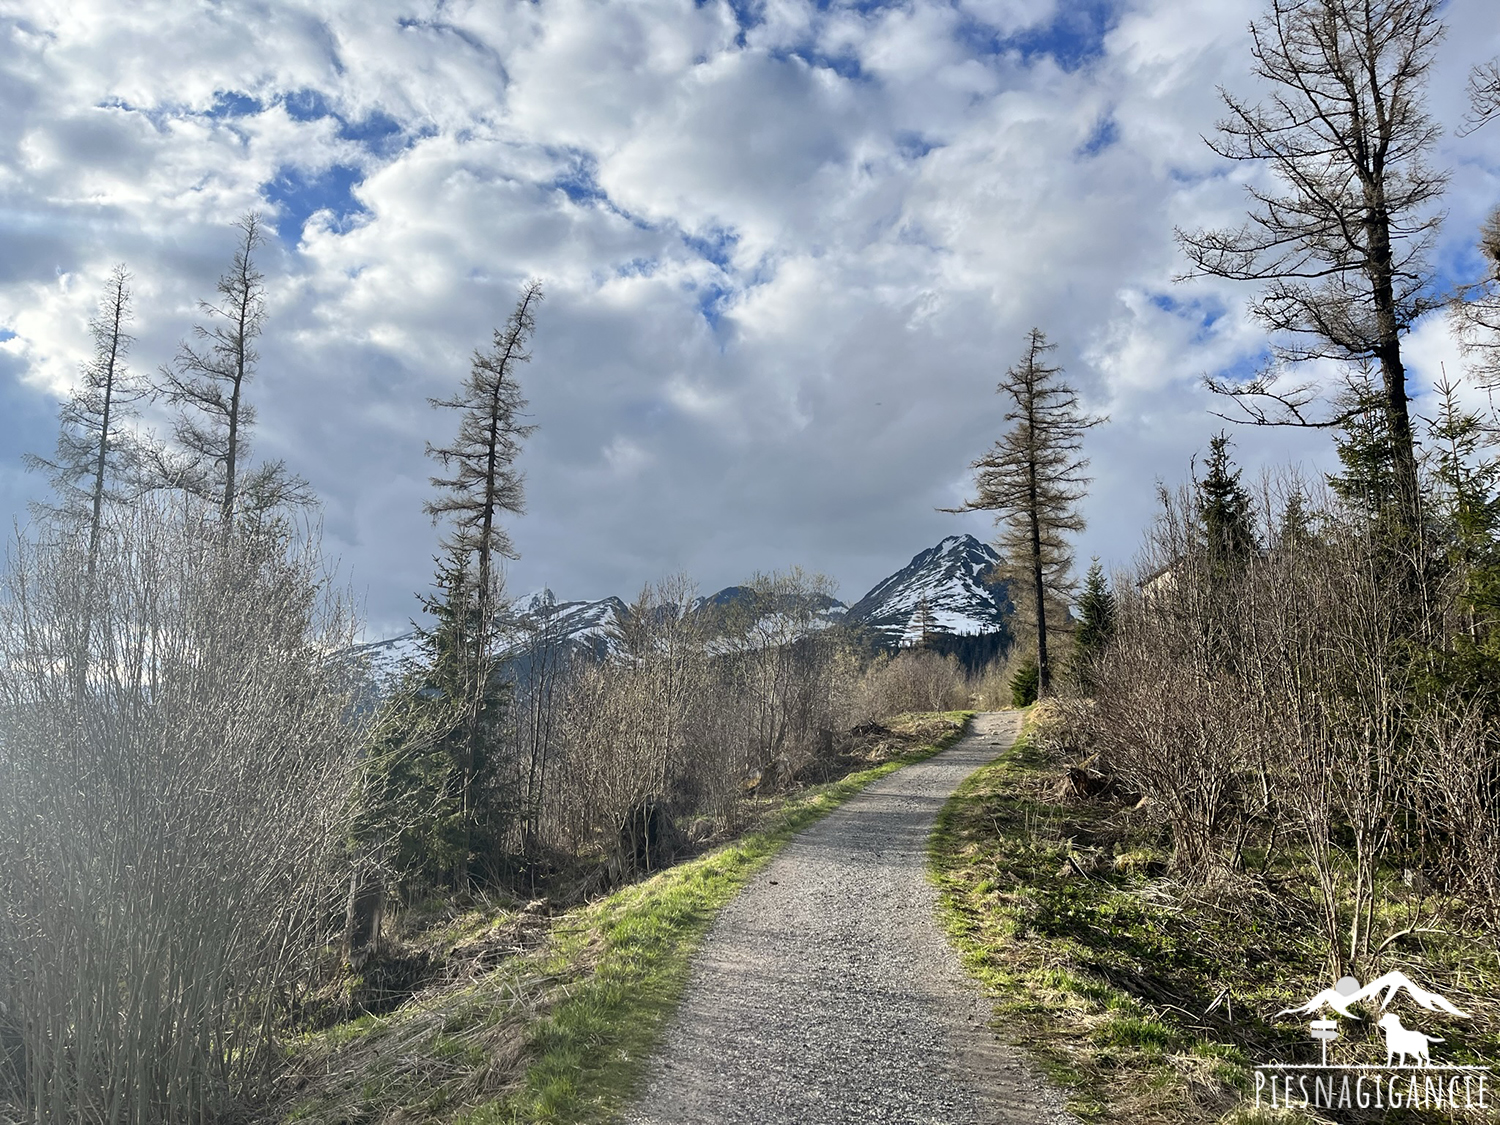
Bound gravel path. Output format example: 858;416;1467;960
623;712;1076;1125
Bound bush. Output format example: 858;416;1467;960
0;499;363;1123
854;648;969;718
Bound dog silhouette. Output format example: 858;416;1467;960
1377;1013;1443;1067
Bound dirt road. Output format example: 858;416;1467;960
622;711;1075;1125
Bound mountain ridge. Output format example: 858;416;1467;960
353;533;1012;687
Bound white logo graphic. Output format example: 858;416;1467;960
1255;968;1490;1113
1377;1013;1442;1067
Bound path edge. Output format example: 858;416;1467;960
507;710;978;1124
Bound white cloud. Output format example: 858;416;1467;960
0;0;1495;636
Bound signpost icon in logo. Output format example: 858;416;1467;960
1310;1018;1338;1064
1304;974;1360;1064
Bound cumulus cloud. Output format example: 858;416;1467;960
0;0;1497;635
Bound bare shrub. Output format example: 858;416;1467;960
1080;476;1439;974
968;657;1012;711
1411;696;1500;929
536;570;859;874
1083;562;1259;872
0;498;362;1123
853;649;969;719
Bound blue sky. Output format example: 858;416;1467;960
1;0;1497;636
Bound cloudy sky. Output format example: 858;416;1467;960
1;0;1497;637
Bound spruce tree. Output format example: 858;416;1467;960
1275;487;1316;550
1326;373;1402;524
1072;559;1116;689
1426;370;1500;672
360;549;510;888
947;328;1104;697
1198;433;1258;571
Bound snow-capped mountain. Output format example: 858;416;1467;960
512;589;630;661
346;589;629;695
690;585;847;626
345;630;423;688
843;534;1011;645
351;534;1013;692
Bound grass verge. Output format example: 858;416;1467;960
929;714;1500;1125
282;710;974;1125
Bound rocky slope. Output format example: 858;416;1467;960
843;534;1011;646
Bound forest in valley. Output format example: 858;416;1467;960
2;0;1500;1121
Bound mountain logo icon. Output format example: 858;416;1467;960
1276;970;1469;1021
1256;967;1489;1111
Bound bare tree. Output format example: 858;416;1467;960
946;328;1103;698
1446;59;1500;393
1178;0;1447;536
24;266;146;684
720;569;842;774
154;213;309;524
1449;207;1500;392
1459;55;1500;136
423;279;542;884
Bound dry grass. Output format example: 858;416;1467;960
929;713;1500;1124
274;712;973;1125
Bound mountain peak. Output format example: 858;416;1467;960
844;534;1010;645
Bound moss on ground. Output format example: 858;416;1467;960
929;716;1500;1125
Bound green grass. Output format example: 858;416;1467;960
928;715;1500;1125
284;711;974;1125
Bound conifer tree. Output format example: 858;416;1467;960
1198;433;1258;571
1426;370;1500;668
422;279;542;884
26;266;144;563
25;266;146;687
153;212;309;524
911;598;937;649
1072;559;1116;687
1275;487;1316;550
948;328;1104;698
1178;0;1447;539
1075;562;1116;650
359;548;509;888
1327;374;1401;523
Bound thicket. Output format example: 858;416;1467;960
0;500;362;1124
0;217;369;1125
358;572;985;905
1058;402;1500;977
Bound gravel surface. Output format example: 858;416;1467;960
622;712;1077;1125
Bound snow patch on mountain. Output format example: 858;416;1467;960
351;534;1012;687
510;592;630;661
844;534;1010;645
346;630;422;688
